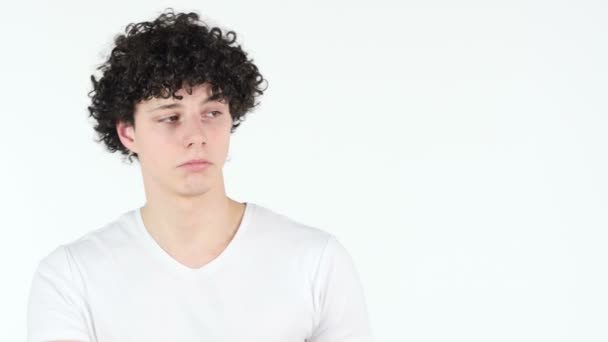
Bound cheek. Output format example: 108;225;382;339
208;120;232;139
207;127;232;158
210;129;231;149
136;130;175;162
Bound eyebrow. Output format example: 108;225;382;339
148;97;224;112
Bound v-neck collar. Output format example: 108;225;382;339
133;202;256;279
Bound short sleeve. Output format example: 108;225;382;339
27;245;91;342
308;235;373;342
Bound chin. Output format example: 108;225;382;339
176;183;212;197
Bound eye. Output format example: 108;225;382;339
159;115;179;123
204;111;222;118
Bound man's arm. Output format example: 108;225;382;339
27;246;90;342
308;235;374;342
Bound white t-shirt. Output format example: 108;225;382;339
27;202;373;342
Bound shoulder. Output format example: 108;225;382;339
35;209;138;271
248;202;334;250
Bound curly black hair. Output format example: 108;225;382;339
87;9;267;163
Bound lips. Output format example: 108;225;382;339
179;159;213;168
179;159;212;167
178;159;212;172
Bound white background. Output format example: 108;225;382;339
1;0;607;341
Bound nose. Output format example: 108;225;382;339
183;115;208;147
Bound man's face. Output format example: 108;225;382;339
117;83;233;198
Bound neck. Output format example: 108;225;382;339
140;187;245;250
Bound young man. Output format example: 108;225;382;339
27;9;373;342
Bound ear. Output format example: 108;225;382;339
116;120;138;154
